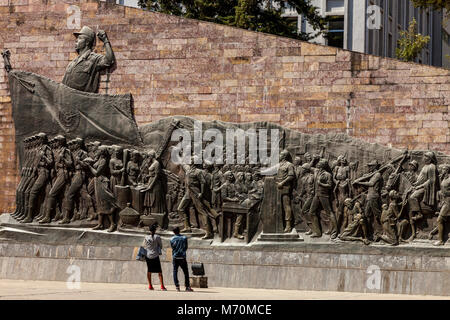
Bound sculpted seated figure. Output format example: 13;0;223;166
378;190;400;246
338;199;370;245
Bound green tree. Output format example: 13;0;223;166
412;0;449;20
412;0;450;66
411;0;450;12
137;0;328;41
396;18;431;62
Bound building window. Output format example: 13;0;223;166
378;26;384;56
327;15;344;48
388;0;393;18
405;3;409;28
326;0;345;13
388;33;393;57
398;0;403;26
368;29;375;54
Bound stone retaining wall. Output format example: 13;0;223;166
0;241;449;296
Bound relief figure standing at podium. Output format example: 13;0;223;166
276;150;296;233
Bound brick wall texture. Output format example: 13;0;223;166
0;0;449;213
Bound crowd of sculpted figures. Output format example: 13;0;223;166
11;132;449;246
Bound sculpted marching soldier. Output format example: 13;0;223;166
36;137;59;222
85;141;101;221
22;133;53;223
309;159;338;239
12;136;34;219
14;136;38;220
407;151;440;241
353;160;383;240
43;135;73;224
276;150;296;233
15;136;39;221
62;26;115;93
60;138;88;223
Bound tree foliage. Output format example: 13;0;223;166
411;0;450;11
137;0;328;41
396;18;431;62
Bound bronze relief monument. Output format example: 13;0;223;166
2;27;450;249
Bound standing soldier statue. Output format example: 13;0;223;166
64;138;88;223
62;26;115;93
22;133;53;223
46;135;73;224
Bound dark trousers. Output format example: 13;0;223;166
172;257;190;288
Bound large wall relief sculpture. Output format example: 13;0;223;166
2;27;450;247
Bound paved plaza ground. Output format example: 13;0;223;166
0;279;448;300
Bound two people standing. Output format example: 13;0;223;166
142;224;193;292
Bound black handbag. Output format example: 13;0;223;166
191;262;205;276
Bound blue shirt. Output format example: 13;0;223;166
170;234;188;258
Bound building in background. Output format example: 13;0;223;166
443;10;450;69
283;0;445;67
114;0;446;68
116;0;139;8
